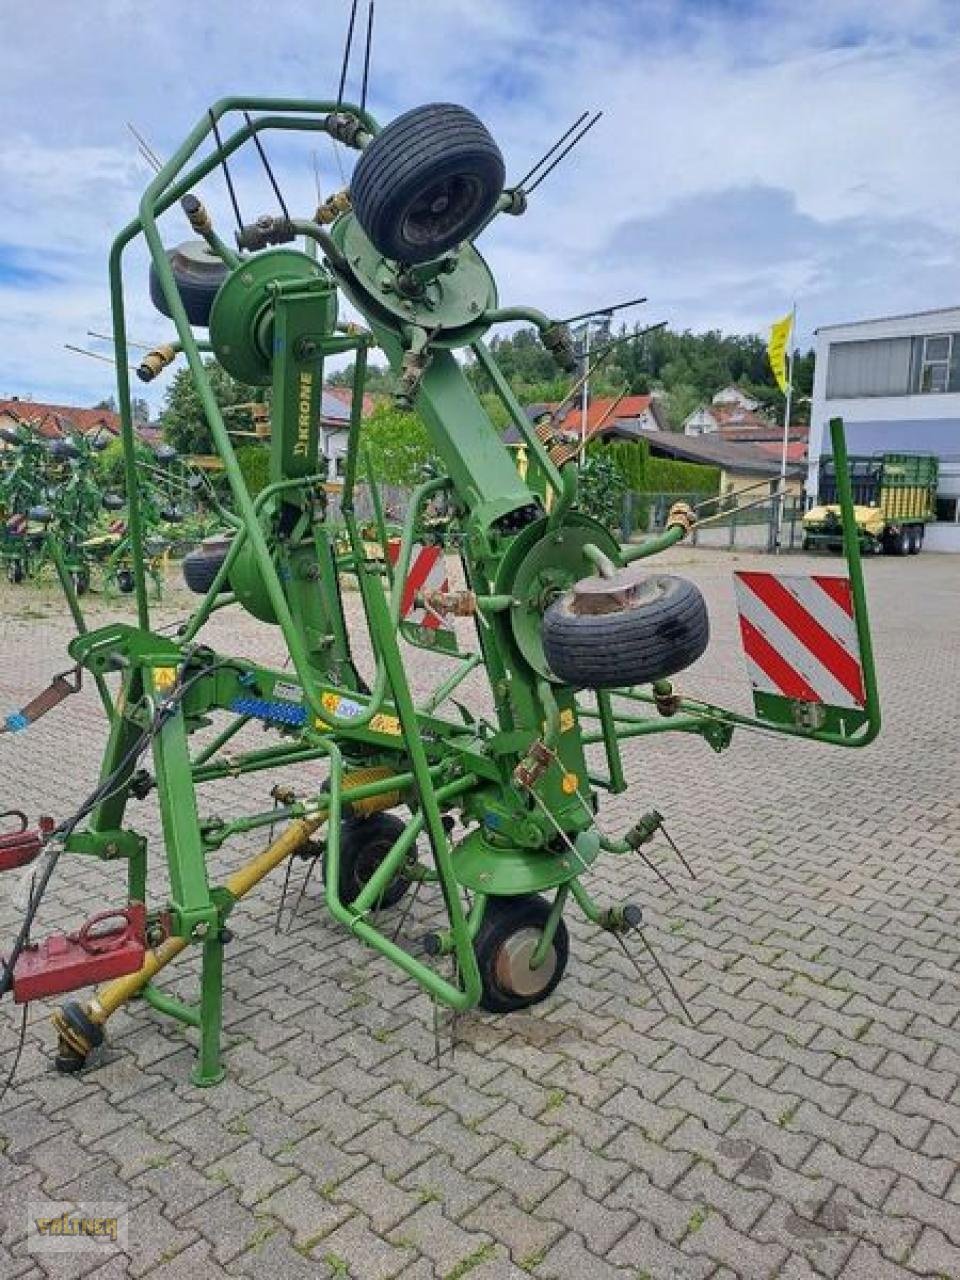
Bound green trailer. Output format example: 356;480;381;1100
803;452;938;555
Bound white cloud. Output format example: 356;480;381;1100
2;0;960;406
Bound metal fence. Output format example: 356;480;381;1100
325;483;807;554
629;490;807;552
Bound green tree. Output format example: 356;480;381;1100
664;383;702;429
235;443;270;497
94;437;153;493
359;402;436;486
577;452;626;532
160;358;263;455
327;361;397;393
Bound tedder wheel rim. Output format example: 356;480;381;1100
493;926;559;999
400;174;483;249
475;894;569;1013
336;812;412;911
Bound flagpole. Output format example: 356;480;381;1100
776;303;796;554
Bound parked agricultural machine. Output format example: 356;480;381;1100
0;425;195;597
0;425;51;584
0;93;880;1088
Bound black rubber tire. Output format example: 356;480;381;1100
181;537;232;594
542;573;709;690
48;439;79;461
72;570;89;596
116;569;135;594
7;559;24;584
336;812;412;911
149;239;231;327
351;103;505;263
908;526;921;555
474;894;569;1014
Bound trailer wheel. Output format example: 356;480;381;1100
149;240;230;327
350;103;505;264
542;573;709;689
116;568;135;594
182;537;232;595
335;812;412;911
72;569;90;596
474;894;569;1014
6;559;24;584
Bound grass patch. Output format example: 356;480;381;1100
443;1243;496;1279
777;1101;800;1128
684;1205;710;1238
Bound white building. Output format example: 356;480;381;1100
711;385;759;410
808;306;960;552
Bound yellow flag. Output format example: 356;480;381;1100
768;312;793;393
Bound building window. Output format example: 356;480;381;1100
935;496;959;523
919;334;952;393
826;331;960;398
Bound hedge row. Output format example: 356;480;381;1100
590;438;720;496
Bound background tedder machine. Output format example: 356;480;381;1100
0;93;880;1088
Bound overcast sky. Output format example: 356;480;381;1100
3;0;960;411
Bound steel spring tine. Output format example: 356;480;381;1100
391;875;422;943
633;927;694;1025
273;854;297;935
661;825;696;880
612;931;670;1020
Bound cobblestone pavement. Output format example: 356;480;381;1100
0;547;957;1279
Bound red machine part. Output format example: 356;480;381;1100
8;903;147;1003
0;812;54;872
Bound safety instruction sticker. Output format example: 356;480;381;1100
315;691;402;737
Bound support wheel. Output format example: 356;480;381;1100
116;568;135;594
182;536;232;594
350;103;505;263
335;811;412;911
542;572;709;689
149;240;230;327
474;894;569;1014
6;559;24;584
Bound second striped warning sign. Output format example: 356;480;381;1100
386;540;449;629
733;571;866;711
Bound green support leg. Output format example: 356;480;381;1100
128;842;147;904
192;932;226;1087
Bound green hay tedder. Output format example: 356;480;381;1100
0;93;880;1087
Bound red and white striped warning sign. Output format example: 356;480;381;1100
733;572;866;709
386;540;449;630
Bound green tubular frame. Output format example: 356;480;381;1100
37;92;881;1086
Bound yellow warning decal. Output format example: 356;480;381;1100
559;707;575;733
314;691;402;737
153;667;177;691
370;713;402;737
